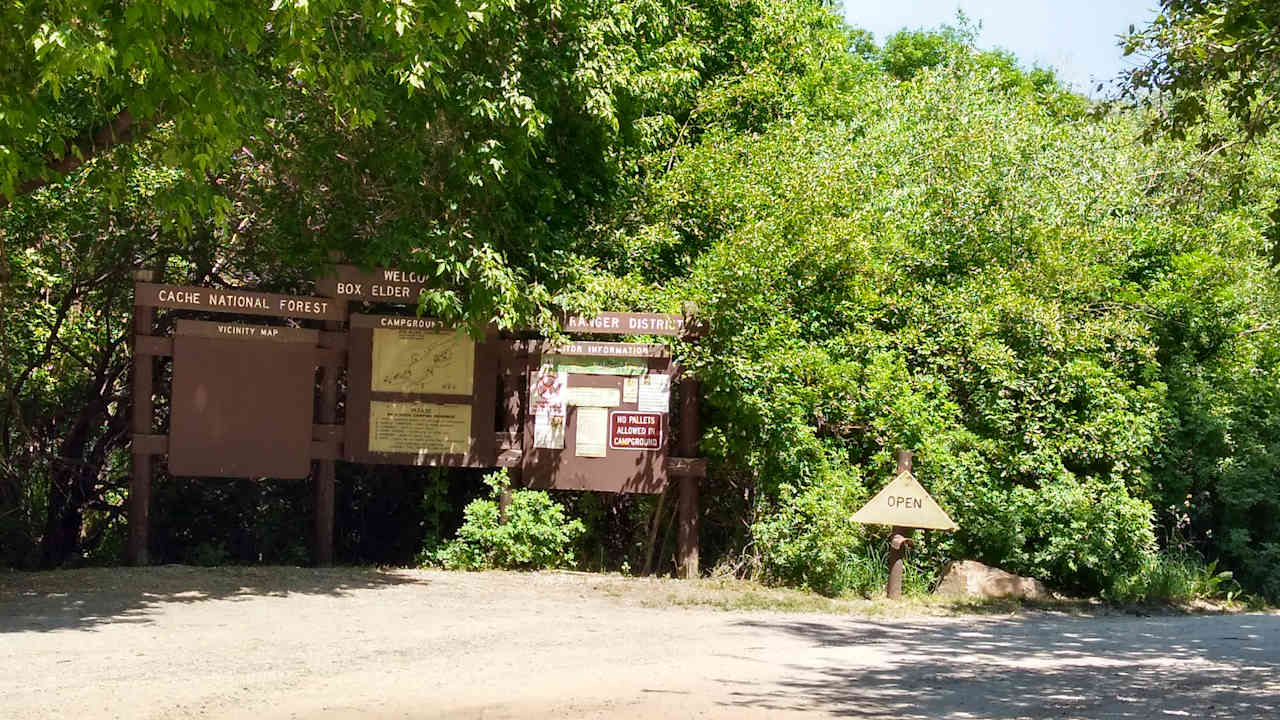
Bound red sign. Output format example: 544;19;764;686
609;411;664;451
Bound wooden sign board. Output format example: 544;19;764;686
562;312;687;336
522;343;671;494
539;340;670;358
135;282;342;320
168;320;318;478
851;470;958;531
129;274;708;571
344;314;498;467
316;265;429;303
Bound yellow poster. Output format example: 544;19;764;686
368;401;472;455
371;328;474;395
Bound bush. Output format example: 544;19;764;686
751;462;870;596
434;470;585;571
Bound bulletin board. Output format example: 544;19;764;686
521;341;672;493
344;313;500;467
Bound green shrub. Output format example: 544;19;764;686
749;459;937;597
434;470;585;571
751;463;869;595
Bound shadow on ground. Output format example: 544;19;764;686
0;565;422;634
723;614;1280;719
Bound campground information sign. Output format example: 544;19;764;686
128;266;707;572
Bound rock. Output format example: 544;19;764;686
935;560;1049;600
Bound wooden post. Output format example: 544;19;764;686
128;269;160;566
313;364;338;567
312;288;346;567
676;374;701;579
886;450;914;599
498;339;524;523
498;489;513;521
641;486;668;576
887;526;909;599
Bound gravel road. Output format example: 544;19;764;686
1;567;1276;719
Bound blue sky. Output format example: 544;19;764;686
842;1;1161;96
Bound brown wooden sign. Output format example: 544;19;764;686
135;282;342;320
129;272;706;573
540;340;670;358
175;320;318;343
168;320;318;478
317;265;430;303
563;312;687;336
350;313;450;331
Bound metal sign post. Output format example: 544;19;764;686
851;449;958;599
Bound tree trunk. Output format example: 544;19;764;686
40;427;92;568
38;369;128;568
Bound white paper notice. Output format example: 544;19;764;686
565;386;621;407
575;406;608;457
637;373;671;413
622;377;639;403
531;367;567;449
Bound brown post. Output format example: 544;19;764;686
313;368;338;567
887;526;909;599
498;339;526;523
312;287;346;566
886;450;914;599
676;373;702;579
128;269;160;565
500;340;526;441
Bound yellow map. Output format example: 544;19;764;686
371;328;474;395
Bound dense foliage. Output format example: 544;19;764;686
1123;0;1280;142
3;2;1279;602
654;63;1280;597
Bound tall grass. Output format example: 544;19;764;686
840;542;934;598
1107;552;1241;604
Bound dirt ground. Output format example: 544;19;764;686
1;567;1277;719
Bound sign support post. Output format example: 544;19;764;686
885;451;914;599
128;269;161;566
313;350;339;567
676;373;701;579
312;279;346;566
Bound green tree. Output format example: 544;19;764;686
0;0;851;567
615;23;1280;597
1123;0;1280;141
0;0;485;205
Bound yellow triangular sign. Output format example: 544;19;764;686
851;470;958;531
